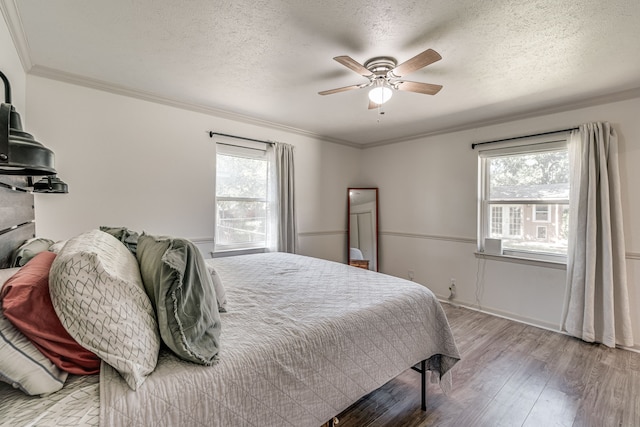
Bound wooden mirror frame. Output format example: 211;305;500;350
347;187;379;272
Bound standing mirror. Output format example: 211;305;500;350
348;188;378;271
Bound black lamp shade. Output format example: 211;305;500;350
33;175;68;194
0;103;56;175
0;70;56;176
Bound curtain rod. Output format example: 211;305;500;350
471;127;579;150
208;131;273;145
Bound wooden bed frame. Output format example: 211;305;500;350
0;176;35;268
323;360;428;426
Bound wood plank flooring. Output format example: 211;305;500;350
331;303;640;427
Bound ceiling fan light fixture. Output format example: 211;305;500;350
368;85;393;105
320;49;442;108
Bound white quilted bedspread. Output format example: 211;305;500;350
101;253;460;427
0;374;100;426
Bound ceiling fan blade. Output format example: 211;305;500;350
318;83;368;96
391;49;441;77
333;56;374;78
368;99;378;109
396;81;443;95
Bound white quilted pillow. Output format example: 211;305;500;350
49;230;160;390
0;313;68;396
0;267;68;396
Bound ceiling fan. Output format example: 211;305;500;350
318;48;443;109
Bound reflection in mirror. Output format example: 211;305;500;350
348;188;378;271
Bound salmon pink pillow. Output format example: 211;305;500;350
0;251;100;375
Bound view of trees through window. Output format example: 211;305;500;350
486;149;569;256
216;153;268;248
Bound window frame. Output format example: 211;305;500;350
507;206;522;237
490;205;503;236
214;141;270;253
477;135;570;264
536;225;548;240
533;204;550;222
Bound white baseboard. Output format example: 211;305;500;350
437;297;640;354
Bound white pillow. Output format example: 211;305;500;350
0;313;68;396
49;230;160;390
0;267;68;396
48;240;68;254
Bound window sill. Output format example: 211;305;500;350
211;247;267;258
474;251;566;270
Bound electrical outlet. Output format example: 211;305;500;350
408;270;415;281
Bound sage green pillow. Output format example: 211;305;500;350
136;234;221;365
99;226;140;255
11;238;54;267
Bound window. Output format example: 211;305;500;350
215;143;270;251
534;205;549;222
478;136;570;262
490;206;503;235
536;226;547;240
508;206;522;236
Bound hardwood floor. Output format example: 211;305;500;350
332;303;640;427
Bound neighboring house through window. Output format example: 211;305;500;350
478;134;570;262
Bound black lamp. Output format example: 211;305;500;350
32;175;68;193
0;70;56;175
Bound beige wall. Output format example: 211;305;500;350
26;75;362;263
24;69;640;348
361;96;640;348
0;9;26;120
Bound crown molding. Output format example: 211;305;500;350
0;0;32;71
365;87;640;148
5;0;639;150
26;62;640;150
1;0;359;148
28;65;362;148
18;65;640;152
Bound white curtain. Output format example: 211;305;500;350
561;122;633;348
266;143;298;253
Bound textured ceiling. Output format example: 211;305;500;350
4;0;640;146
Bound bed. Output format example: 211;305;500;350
0;178;460;426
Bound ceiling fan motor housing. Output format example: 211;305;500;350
363;57;397;77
